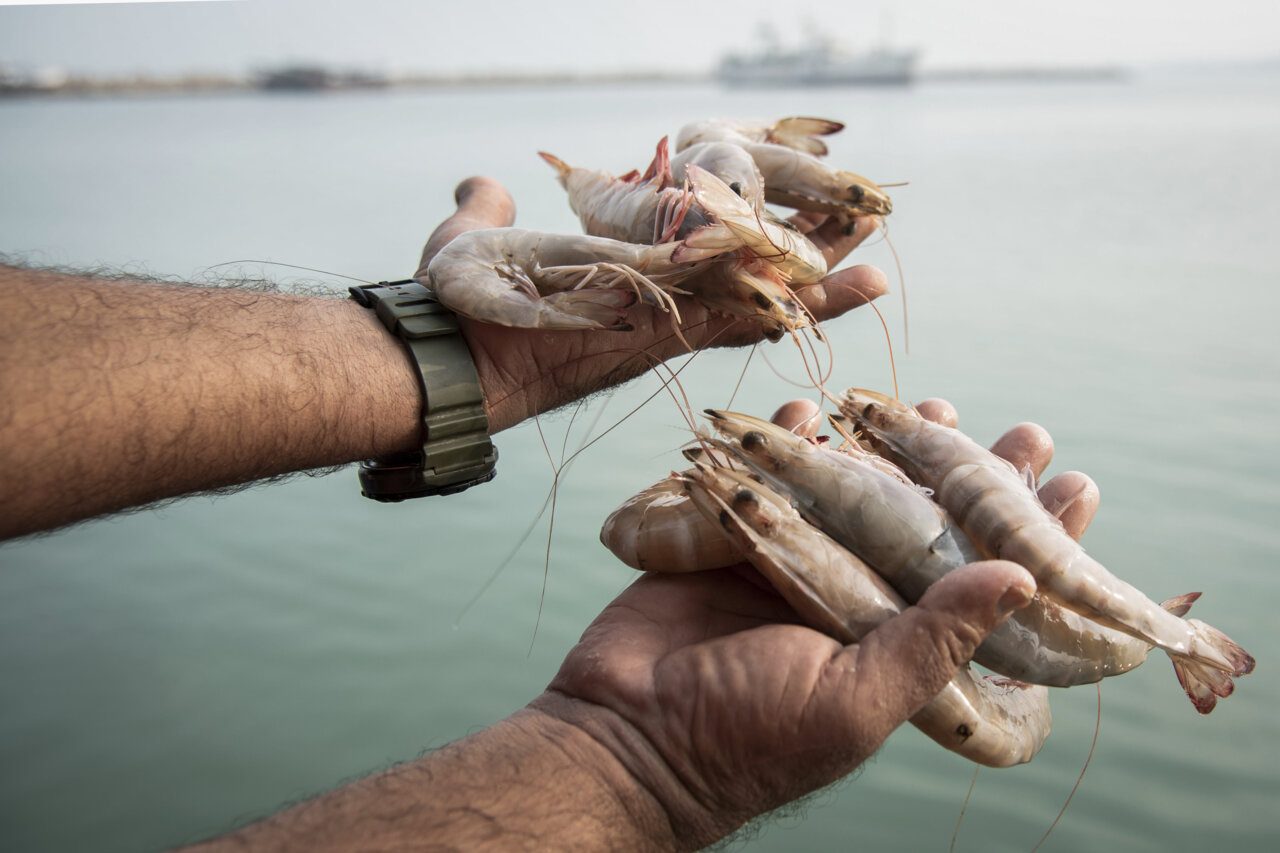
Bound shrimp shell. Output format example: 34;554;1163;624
542;142;809;334
670;141;767;208
674;116;845;157
424;227;697;330
599;474;740;573
540;137;708;245
681;462;1051;768
674;116;893;219
701;409;1159;687
838;388;1256;714
673;164;828;286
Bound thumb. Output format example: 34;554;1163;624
416;176;517;276
846;561;1037;734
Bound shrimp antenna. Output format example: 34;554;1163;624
454;396;608;633
863;296;900;402
723;339;760;411
949;766;981;853
879;222;910;356
1030;683;1102;852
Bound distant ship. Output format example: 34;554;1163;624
717;29;918;87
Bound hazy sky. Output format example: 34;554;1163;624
0;0;1276;76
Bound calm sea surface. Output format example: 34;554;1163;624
2;74;1279;852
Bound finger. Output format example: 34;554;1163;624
416;176;517;276
786;210;828;234
989;422;1054;482
792;264;887;321
770;399;822;438
1038;471;1099;540
671;264;887;353
825;561;1036;739
915;398;958;428
807;215;882;268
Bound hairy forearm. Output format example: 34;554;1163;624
184;705;683;852
0;266;422;538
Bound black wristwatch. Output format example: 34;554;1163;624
349;280;497;501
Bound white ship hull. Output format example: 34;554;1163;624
718;48;918;87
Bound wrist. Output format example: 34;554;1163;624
346;282;497;499
528;691;738;851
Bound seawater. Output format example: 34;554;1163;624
1;74;1278;852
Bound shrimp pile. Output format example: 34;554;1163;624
599;398;1256;766
425;116;894;338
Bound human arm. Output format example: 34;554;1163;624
0;177;885;540
184;562;1037;853
184;407;1094;851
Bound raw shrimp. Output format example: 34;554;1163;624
675;116;846;157
674;116;894;220
680;461;1051;768
670;141;768;208
838;388;1256;713
672;164;829;287
600;403;824;574
541;140;810;335
539;137;707;245
599;475;739;573
424;226;698;330
700;409;1162;688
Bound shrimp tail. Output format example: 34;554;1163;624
538;151;572;182
1170;618;1256;714
1172;659;1234;714
1160;591;1200;617
1190;618;1256;675
771;116;845;155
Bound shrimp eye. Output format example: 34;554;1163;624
732;488;757;507
741;430;767;451
728;181;743;197
848;184;866;203
751;292;774;309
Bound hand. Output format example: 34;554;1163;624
415;177;889;433
527;399;1097;848
176;399;1098;850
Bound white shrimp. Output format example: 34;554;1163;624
599;475;740;573
669;141;768;208
700;409;1166;688
675;116;846;157
838;388;1256;714
541;141;810;335
424;227;699;330
539;137;708;245
680;461;1051;768
675;116;894;221
672;164;829;287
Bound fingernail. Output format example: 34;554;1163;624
996;582;1035;616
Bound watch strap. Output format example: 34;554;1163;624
350;280;497;500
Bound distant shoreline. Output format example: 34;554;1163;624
0;64;1141;99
